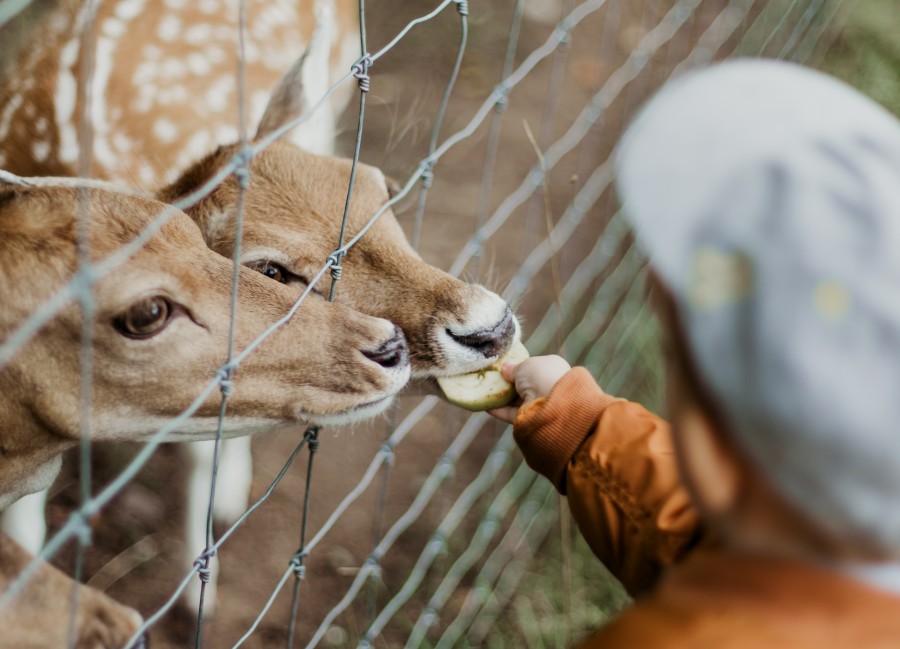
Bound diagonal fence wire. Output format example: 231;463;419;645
403;461;538;649
302;411;493;649
215;2;699;643
448;0;704;278
412;4;847;646
289;2;848;646
0;0;488;608
357;428;519;647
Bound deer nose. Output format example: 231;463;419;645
363;325;409;369
447;307;516;359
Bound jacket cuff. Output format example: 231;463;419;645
513;367;622;493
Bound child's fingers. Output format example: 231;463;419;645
488;405;518;424
500;360;521;382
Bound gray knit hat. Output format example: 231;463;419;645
615;59;900;552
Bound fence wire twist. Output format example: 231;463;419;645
0;0;855;647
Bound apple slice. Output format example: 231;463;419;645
436;340;530;411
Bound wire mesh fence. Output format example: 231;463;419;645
0;0;880;647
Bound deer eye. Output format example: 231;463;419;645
245;260;311;289
246;260;289;284
114;297;173;339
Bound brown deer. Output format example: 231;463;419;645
0;180;411;648
0;0;520;615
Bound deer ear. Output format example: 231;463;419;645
254;45;314;140
254;8;336;143
0;170;27;187
385;176;403;199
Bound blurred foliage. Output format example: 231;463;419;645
491;2;897;648
478;525;630;649
819;0;900;116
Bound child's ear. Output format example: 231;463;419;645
658;274;742;516
673;402;741;516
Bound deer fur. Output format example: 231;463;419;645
0;530;147;649
0;0;520;616
0;182;411;646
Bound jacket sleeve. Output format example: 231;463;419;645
513;367;702;596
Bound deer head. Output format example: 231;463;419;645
161;143;519;381
159;43;520;384
0;184;410;507
0;0;519;386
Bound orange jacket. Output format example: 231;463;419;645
513;367;900;648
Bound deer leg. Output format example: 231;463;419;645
184;440;221;616
0;489;48;555
213;437;253;525
182;437;253;617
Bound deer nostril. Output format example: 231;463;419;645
447;308;515;359
363;325;409;369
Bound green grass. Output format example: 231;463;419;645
475;516;630;649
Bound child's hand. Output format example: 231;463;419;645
489;355;572;424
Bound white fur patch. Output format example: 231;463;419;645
186;53;211;76
112;132;133;154
204;75;234;113
0;490;48;553
204;45;226;64
204;207;232;244
102;16;126;38
184;23;213;42
297;394;399;428
157;13;182;41
198;0;220;15
138;165;156;186
157;85;189;106
115;0;145;21
184;131;215;162
142;44;162;60
54;36;80;165
32;140;51;162
161;58;188;78
91;35;119;169
153;117;179;142
0;94;24;142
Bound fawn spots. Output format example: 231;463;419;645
153;118;179;143
32;142;51;163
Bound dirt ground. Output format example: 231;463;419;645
1;1;848;647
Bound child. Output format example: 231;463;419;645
491;60;900;647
